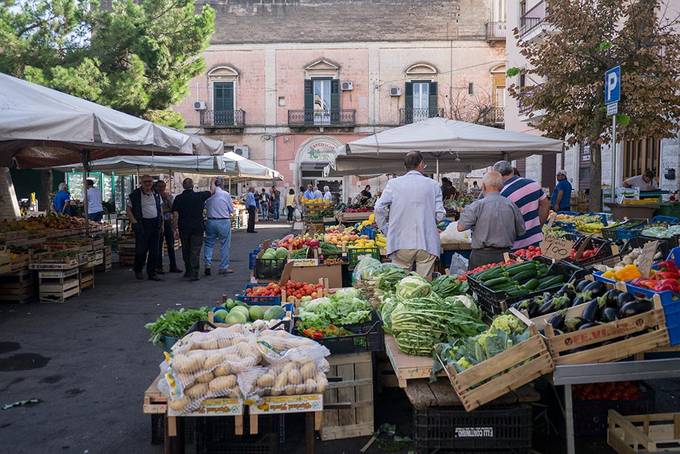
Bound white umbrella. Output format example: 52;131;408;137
52;155;234;176
222;152;283;181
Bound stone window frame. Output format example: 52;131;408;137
207;65;240;112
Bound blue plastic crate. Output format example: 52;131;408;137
248;247;261;270
235;283;283;305
592;271;679;307
359;226;376;239
651;215;679;225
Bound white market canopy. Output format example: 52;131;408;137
223;152;283;181
0;72;218;168
326;117;564;176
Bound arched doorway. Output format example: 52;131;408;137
295;136;344;200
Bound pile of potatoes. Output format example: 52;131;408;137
254;359;329;397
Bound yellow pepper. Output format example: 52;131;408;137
603;269;616;279
614;264;641;281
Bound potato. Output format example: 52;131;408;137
209;375;237;393
285;385;296;395
185;383;208;399
195;372;214;384
287;369;302;385
168;396;190;411
216;337;234;349
295;383;307;395
304;378;316;394
315;372;328;393
275;372;288;389
300;362;316;380
213;365;230;377
282;363;297;374
204;354;225;370
172;354;191;372
197;339;218;350
257;373;275;388
271;387;282;396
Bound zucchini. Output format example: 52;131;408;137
506;287;529;298
476;266;504;282
523;278;540;291
512;269;537;283
484;277;511;289
506;262;537;276
536;275;564;290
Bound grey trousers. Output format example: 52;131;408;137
468;248;509;270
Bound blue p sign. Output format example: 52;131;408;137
605;66;621;104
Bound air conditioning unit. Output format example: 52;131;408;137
389;87;402;97
341;81;354;91
234;145;250;159
193;100;207;111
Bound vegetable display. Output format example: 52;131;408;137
641;224;680;239
245;282;282;297
283;280;325;303
145;307;209;345
511;279;609;318
297;289;373;336
212;299;285;324
431;275;469;298
395;274;432;300
472;260;563;298
376;266;408;292
513;246;542;260
573;382;643;401
458;260;518;281
631;259;680;293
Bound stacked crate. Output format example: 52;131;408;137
0;270;35;304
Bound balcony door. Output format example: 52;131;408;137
312;78;331;125
404;80;438;124
213;81;234;125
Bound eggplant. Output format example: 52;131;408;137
575;280;591;293
527;301;541;318
616;292;636;309
604;289;623;308
548;312;565;330
579;322;599;330
619;299;653;318
571;294;586;307
583;281;607;298
582;298;600;322
537;298;555;316
564;316;584;332
601;307;619;322
555;283;577;299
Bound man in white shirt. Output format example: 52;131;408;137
624;170;659;191
313;185;323;200
204;177;235;275
126;175;163;281
86;179;104;222
374;151;445;277
323;185;333;202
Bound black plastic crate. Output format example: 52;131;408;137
636;234;680;259
187;415;278;454
602;219;647;242
294;311;384;354
347;247;381;269
573;382;654;437
468;257;587;317
413;404;532;453
254;257;287;280
562;234;616;266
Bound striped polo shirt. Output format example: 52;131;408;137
500;176;547;249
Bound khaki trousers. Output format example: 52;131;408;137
390;249;437;278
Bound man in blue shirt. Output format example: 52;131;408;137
551;170;573;212
53;182;71;215
303;184;316;200
245;186;257;233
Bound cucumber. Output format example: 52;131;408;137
523;278;540;291
484;277;511;289
506;287;530;298
511;269;537;284
506;262;537;276
476;266;504;282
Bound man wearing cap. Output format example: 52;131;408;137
551;170;573;212
204;177;235;276
624;170;658;191
493;160;550;249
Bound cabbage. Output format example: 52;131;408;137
395;274;431;300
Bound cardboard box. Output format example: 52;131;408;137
280;262;343;288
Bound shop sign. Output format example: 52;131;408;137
249;394;323;414
300;139;339;162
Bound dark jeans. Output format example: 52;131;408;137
272;201;280;220
287;206;294;222
179;229;203;278
88;211;104;222
468;248;509;270
247;206;256;232
158;220;178;270
134;218;160;276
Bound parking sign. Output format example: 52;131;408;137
605;66;621;104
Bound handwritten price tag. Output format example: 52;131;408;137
637;240;659;278
540;236;575;261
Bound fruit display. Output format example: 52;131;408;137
276;234;319;250
283;280;325;303
632;259;680;293
324;230;361;248
513;246;542;260
458;260;518;281
245;283;282;297
162;326;330;413
212;298;285;324
348;238;377;249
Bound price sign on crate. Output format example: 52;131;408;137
541;236;575;260
637;240;659;278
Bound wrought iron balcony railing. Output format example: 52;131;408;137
486;21;506;41
287;109;356;127
199;109;246;128
399;107;444;125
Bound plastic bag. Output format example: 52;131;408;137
352;256;383;283
448;253;469;276
440;221;471;244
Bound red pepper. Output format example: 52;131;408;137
652;279;680;293
655;271;680;280
657;260;679;273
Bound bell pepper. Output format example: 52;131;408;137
614;264;642;281
655;271;679;280
652;279;680;293
657;260;679;273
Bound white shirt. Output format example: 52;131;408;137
323;191;333;201
374;170;445;257
205;187;234;219
625;175;658;191
127;190;158;219
313;189;323;199
86;187;103;214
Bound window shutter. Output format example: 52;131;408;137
404;82;413;124
304;79;313;124
429;81;438;116
331;79;340;123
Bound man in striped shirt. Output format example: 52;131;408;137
493;161;550;249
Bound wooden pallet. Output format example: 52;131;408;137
321;352;374;441
608;410;680;453
404;379;541;410
384;334;445;388
534;287;669;365
80;270;95;290
438;309;554;412
30;257;80;270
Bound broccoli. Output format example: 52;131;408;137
490;314;524;335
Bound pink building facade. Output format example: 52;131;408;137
174;0;507;200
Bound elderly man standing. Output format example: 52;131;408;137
204;177;235;276
457;171;526;269
493;160;550;249
245;187;257;233
126;175;163;281
172;178;214;281
374;151;445;278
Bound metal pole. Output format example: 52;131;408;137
611;114;617;204
565;384;575;454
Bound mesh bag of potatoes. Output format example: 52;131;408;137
171;325;252;354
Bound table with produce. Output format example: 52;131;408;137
143;213;680;454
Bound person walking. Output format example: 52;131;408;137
245;186;258;233
271;186;281;221
172;178;214;281
86;179;104;222
323;185;333;202
259;188;270;221
551;170;573;212
374;151;445;278
457;171;526;269
204;177;235;276
126;175;163;281
155;181;182;274
53;182;71;215
493;160;550;249
286;188;296;222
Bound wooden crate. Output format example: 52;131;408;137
535;290;669;365
384;334;446;388
38;268;80;303
608;410;680;453
30;256;80;270
439;309;554;412
80;269;95;290
0;270;35;303
337;212;372;222
321;352;374;441
404;379;541;410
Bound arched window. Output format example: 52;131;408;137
403;63;439;124
207;65;239;125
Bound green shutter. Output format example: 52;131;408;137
404;82;413;124
304;79;313;124
429;82;438;116
331;79;340;124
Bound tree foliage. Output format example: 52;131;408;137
508;0;680;209
0;0;215;128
